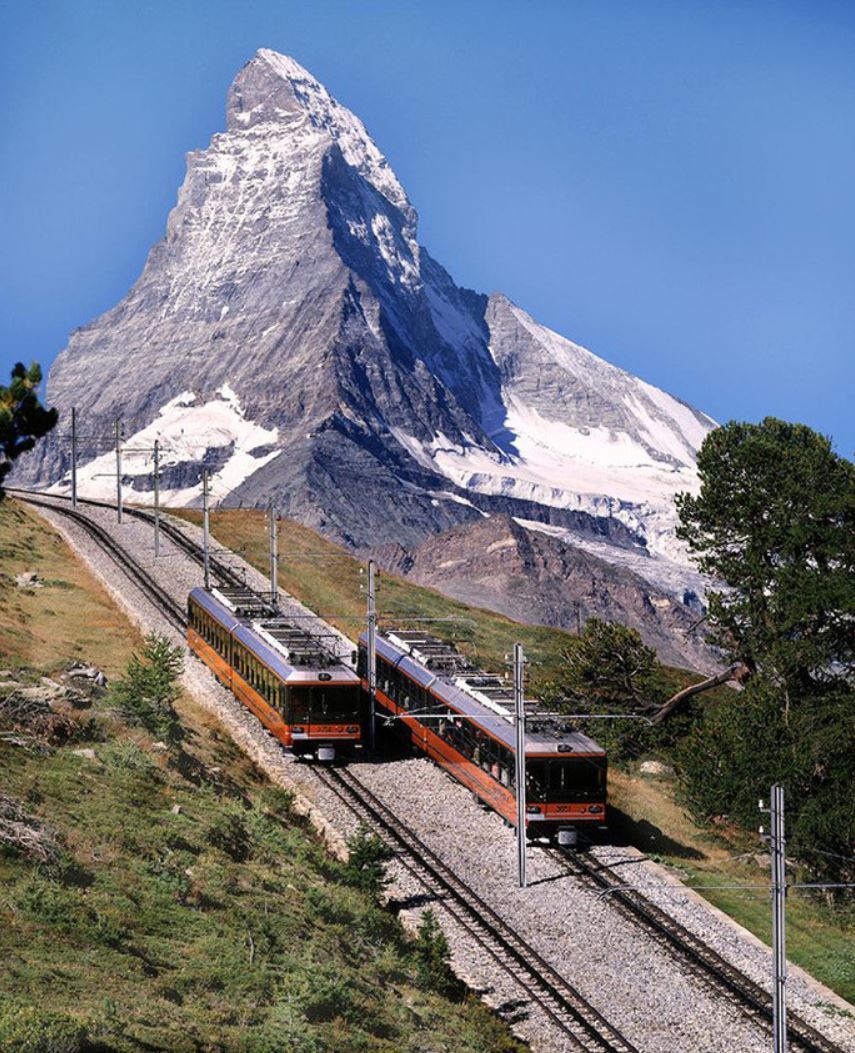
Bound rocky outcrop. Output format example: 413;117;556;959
371;516;716;672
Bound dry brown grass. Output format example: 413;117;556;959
0;499;143;676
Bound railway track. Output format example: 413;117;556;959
6;487;248;590
13;494;188;632
10;488;850;1053
553;848;845;1053
314;764;641;1053
12;487;641;1051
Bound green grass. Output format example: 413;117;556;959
0;498;144;676
1;702;527;1051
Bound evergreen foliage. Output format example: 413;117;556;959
546;619;672;759
343;826;394;897
0;363;58;494
675;418;855;892
413;910;463;999
110;634;183;741
676;417;855;683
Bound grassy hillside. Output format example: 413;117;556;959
0;498;144;676
0;498;526;1052
177;508;854;1006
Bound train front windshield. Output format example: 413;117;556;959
290;685;361;724
526;758;606;802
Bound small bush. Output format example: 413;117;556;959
342;827;393;897
0;1004;86;1053
111;634;183;741
413;910;463;999
100;740;158;775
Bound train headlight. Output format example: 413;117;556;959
588;804;603;814
293;726;305;734
526;805;542;814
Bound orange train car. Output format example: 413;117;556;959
188;587;361;760
359;629;607;844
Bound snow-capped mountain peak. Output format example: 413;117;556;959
35;49;716;612
227;48;413;223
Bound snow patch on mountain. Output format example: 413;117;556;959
514;518;708;603
49;385;280;506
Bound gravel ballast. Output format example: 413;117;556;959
24;495;855;1053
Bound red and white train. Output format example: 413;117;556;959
188;586;362;760
359;629;607;844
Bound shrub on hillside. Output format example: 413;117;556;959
0;1003;86;1053
342;827;393;897
204;806;251;862
413;909;463;999
111;634;183;741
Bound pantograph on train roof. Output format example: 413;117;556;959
380;628;586;745
212;585;344;669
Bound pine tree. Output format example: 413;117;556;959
675;419;855;891
0;362;58;494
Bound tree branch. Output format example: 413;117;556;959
649;664;749;725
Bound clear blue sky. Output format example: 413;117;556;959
1;0;853;453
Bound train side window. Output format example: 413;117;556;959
526;761;547;800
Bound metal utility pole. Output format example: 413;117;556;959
514;642;527;889
70;407;78;509
771;784;788;1053
202;468;211;591
269;501;278;610
115;417;123;524
367;559;377;754
152;439;161;558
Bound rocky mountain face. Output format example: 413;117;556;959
26;49;718;665
371;515;714;672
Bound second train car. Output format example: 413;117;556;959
188;586;361;759
359;629;607;844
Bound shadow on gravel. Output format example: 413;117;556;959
388;892;443;910
607;807;704;859
494;998;531;1024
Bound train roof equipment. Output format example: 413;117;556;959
366;628;604;757
192;586;358;683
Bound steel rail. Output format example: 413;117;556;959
553;849;847;1053
314;765;640;1053
6;487;246;590
15;494;187;632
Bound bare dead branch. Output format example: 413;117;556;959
649;663;749;725
0;793;61;862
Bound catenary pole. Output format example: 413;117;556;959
269;501;278;610
153;439;160;558
367;559;377;754
514;642;527;889
772;783;788;1053
202;468;210;591
70;407;78;509
115;417;123;524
